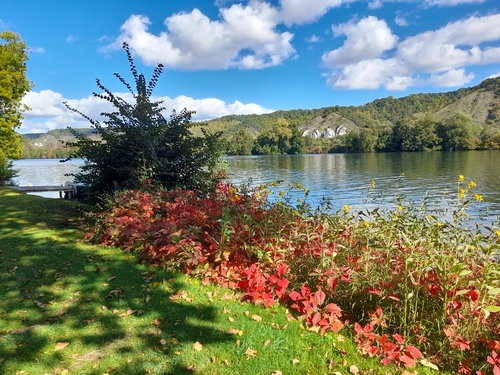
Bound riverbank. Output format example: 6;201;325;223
0;187;408;375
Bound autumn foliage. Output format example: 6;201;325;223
86;179;500;373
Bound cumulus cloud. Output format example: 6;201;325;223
104;2;295;70
20;90;272;134
322;16;398;67
65;35;77;43
323;13;500;90
429;69;475;87
278;0;352;26
394;16;408;26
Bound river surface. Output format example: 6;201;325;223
12;151;500;226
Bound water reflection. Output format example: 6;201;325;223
11;152;500;226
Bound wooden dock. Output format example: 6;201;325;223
11;184;78;199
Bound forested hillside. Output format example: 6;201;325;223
22;76;500;157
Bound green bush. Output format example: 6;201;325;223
0;149;18;185
63;43;225;201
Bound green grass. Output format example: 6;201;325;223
0;187;446;375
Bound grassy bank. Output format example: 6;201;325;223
0;187;417;375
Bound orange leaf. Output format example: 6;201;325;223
245;347;257;358
251;314;262;322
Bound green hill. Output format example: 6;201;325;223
21;76;500;157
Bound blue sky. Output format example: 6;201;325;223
1;0;499;134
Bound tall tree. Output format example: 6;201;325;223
63;43;225;199
0;31;33;184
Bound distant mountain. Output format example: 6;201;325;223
21;76;500;157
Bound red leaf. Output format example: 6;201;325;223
289;290;301;301
315;290;326;306
393;334;404;344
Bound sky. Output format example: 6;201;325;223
1;0;500;134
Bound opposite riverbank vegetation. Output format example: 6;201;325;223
21;76;500;159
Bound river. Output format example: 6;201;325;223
12;151;500;226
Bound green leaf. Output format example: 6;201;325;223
484;305;500;313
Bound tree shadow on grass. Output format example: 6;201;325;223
0;188;231;374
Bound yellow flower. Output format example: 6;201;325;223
363;220;370;227
264;189;270;195
343;204;349;213
398;205;403;211
496;230;500;238
277;201;282;206
296;182;302;189
293;210;299;215
401;172;405;176
459;188;465;199
437;221;442;226
458;175;465;182
474;193;483;201
279;190;285;197
259;184;264;190
468;180;476;189
371;180;375;188
272;181;278;187
297;197;301;203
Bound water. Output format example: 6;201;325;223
11;152;500;225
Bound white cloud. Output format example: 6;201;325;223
306;35;321;43
65;35;77;43
278;0;352;26
429;68;475;87
322;16;398;67
323;13;500;90
394;16;408;26
20;90;272;134
488;71;500;79
423;0;486;6
31;47;45;53
104;2;296;70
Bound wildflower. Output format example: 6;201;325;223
496;230;500;238
363;220;370;227
371;180;375;188
468;180;476;189
259;184;264;190
293;210;299;215
272;181;278;187
474;193;483;201
343;204;349;213
458;175;465;182
296;182;302;189
401;172;405;176
264;189;270;195
398;205;403;211
279;190;285;197
459;188;465;199
297;197;301;203
277;201;282;206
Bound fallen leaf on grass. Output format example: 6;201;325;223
228;316;234;322
251;314;262;322
226;328;239;335
271;371;283;375
54;342;70;351
151;318;160;326
264;339;271;346
106;276;116;281
174;351;181;355
286;313;295;321
105;289;121;298
223;307;231;314
236;339;241;346
420;359;439;370
245;347;257;359
292;358;300;365
193;342;203;351
145;295;150;304
211;356;217;363
36;301;46;309
338;348;347;356
349;365;359;374
119;308;136;317
160;339;167;345
101;305;108;311
186;364;196;372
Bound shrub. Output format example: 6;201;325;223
86;177;500;373
63;42;225;201
0;149;18;185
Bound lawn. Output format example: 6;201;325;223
0;187;415;375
